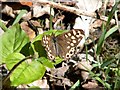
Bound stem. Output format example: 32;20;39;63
3;56;33;85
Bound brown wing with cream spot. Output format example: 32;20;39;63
56;29;85;60
42;35;56;60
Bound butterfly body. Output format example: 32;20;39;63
42;29;85;61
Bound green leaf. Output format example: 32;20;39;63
43;29;68;36
1;23;29;63
43;30;57;35
96;24;106;55
118;68;120;77
5;53;25;70
54;30;68;36
54;57;63;65
11;61;45;86
114;78;120;89
0;20;9;32
32;34;43;43
12;10;27;26
30;34;46;58
95;76;111;89
106;2;119;28
6;53;46;86
20;42;31;56
96;2;119;55
101;58;116;68
32;40;47;58
37;57;54;68
105;25;118;39
69;80;80;90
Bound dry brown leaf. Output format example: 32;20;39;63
77;60;93;80
82;80;99;89
1;4;15;18
33;4;54;18
20;21;35;41
28;78;49;89
62;78;72;86
76;0;102;12
19;1;33;7
51;63;69;77
21;20;43;40
89;19;103;31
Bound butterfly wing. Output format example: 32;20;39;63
56;29;85;60
42;29;85;61
42;35;57;60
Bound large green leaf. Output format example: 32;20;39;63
6;53;46;86
5;53;25;70
1;23;29;63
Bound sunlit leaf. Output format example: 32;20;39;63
5;53;25;70
37;57;54;68
1;23;29;63
6;53;46;86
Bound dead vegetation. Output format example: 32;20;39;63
0;0;120;90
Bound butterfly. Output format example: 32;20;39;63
42;29;85;61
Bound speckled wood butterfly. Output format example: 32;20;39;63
42;29;85;61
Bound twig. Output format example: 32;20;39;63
36;1;115;24
46;73;64;80
37;1;96;17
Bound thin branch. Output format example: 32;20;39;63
36;1;115;24
46;73;64;80
37;1;96;17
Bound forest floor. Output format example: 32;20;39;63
1;0;120;90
